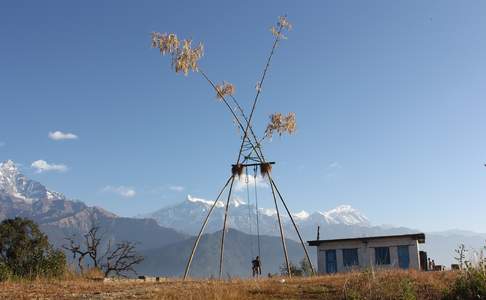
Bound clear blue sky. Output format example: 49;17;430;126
1;0;485;232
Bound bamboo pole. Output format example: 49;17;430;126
191;23;286;280
269;176;316;275
183;176;233;280
253;167;261;258
269;174;291;277
236;23;284;163
219;175;236;279
215;25;285;280
198;69;265;163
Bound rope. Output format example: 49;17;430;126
254;166;262;258
245;167;254;258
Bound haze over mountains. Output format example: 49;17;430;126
1;159;485;276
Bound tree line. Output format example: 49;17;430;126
0;217;143;280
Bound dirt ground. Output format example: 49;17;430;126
0;270;456;299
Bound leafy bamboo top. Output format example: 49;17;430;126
151;16;296;149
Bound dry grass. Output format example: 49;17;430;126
260;162;273;177
0;270;457;299
231;164;244;177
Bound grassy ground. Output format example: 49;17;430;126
0;270;458;299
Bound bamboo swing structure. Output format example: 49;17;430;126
151;16;315;279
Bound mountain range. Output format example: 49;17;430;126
141;194;420;242
0;160;188;251
1;159;485;276
141;194;371;238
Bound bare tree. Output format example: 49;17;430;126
63;226;143;277
454;243;468;270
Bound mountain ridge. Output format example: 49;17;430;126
140;194;371;239
0;160;188;250
2;159;485;272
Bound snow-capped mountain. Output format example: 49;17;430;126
307;205;370;226
0;159;113;225
0;160;65;203
0;160;187;250
3;160;483;271
141;194;371;239
143;194;283;237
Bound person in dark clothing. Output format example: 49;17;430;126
252;256;261;277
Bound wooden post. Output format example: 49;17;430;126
183;176;233;280
219;175;236;279
269;175;291;277
269;176;316;275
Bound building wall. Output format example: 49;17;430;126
315;237;421;274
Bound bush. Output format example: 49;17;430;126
445;243;486;299
0;262;12;281
279;257;314;277
444;265;486;299
399;277;417;300
0;217;66;280
280;261;303;276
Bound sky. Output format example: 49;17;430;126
1;0;486;233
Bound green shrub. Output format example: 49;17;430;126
0;262;12;281
38;248;67;277
280;261;303;276
0;217;66;279
445;266;486;299
399;278;416;300
445;243;486;299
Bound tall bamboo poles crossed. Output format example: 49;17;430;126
151;16;314;280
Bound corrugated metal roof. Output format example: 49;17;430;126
307;233;426;246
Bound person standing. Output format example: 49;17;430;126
252;256;262;277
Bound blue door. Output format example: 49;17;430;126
325;250;337;274
398;246;410;269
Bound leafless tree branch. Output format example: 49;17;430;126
63;225;143;277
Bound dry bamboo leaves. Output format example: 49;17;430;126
260;162;273;177
270;16;292;39
215;82;235;100
265;112;297;138
152;16;297;143
151;33;203;75
231;164;244;177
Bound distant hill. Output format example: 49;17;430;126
2;159;484;274
0;160;188;250
136;228;316;278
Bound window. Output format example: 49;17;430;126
398;245;410;269
342;248;359;267
325;250;337;274
375;247;390;265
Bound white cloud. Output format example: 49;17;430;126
48;131;78;141
328;161;342;169
102;185;136;198
31;160;68;173
234;174;269;192
169;185;185;192
326;161;342;179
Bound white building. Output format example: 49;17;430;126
307;233;425;274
